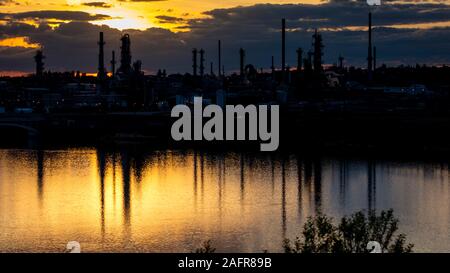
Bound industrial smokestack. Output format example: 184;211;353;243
286;65;291;84
373;46;377;71
34;50;45;77
296;48;303;73
210;62;214;76
312;29;323;73
271;56;275;75
368;12;373;81
199;49;205;77
239;48;245;76
118;34;132;75
97;32;107;80
338;55;344;70
218;40;222;77
281;18;286;81
133;60;142;74
305;50;313;73
111;51;116;77
192;48;198;76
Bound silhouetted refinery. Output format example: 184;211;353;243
1;13;450;154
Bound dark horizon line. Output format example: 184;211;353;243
2;61;450;78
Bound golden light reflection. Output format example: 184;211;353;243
0;149;449;252
386;21;450;29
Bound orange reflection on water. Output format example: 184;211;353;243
0;149;449;252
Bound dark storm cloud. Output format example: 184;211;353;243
381;0;448;2
0;21;187;72
182;2;450;68
0;22;50;39
0;11;113;21
0;46;37;71
82;2;113;8
155;15;186;24
1;2;450;73
195;2;450;30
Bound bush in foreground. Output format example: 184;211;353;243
284;209;414;253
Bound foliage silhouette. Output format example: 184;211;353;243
284;209;414;253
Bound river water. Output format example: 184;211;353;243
0;148;448;252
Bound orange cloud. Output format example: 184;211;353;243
0;36;41;49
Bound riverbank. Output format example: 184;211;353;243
1;107;450;157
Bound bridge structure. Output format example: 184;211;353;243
0;123;40;135
0;114;46;146
0;112;171;146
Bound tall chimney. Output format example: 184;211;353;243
118;34;132;75
305;50;313;73
199;49;205;77
296;48;303;72
373;46;377;71
111;51;116;77
218;40;222;77
281;18;286;81
97;32;106;80
239;48;245;76
271;56;275;75
34;50;45;77
210;62;214;76
368;12;373;81
312;29;323;73
338;55;344;70
192;48;198;76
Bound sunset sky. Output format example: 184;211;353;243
1;0;320;31
1;0;450;74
